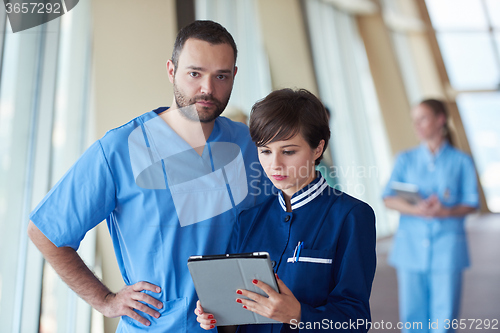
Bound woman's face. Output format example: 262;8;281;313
258;133;324;198
411;103;446;142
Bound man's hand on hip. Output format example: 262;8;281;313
101;281;163;327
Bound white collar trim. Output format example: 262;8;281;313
278;176;329;212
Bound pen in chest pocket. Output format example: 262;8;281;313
292;241;304;263
288;244;333;264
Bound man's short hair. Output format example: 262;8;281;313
249;88;331;166
171;20;237;71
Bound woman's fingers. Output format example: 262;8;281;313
251;279;279;297
235;279;275;318
237;288;264;303
237;296;266;315
235;278;281;308
236;277;301;323
196;314;217;330
195;300;216;330
236;278;278;302
195;300;203;315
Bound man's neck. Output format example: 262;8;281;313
160;102;215;155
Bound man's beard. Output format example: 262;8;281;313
173;82;229;123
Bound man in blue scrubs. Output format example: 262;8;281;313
28;21;266;332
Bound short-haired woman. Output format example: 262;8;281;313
196;88;377;332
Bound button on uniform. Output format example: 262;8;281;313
284;215;290;222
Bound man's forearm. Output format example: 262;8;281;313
27;221;112;313
28;221;163;326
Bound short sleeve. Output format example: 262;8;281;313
29;140;116;250
382;153;406;198
458;155;479;208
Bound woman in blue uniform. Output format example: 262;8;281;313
196;88;377;332
382;99;479;333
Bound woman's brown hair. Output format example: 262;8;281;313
420;99;454;146
249;88;331;166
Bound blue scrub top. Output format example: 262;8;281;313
30;107;268;332
228;175;377;332
382;142;479;272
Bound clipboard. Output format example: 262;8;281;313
187;252;280;326
390;181;422;205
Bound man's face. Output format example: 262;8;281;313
168;38;237;123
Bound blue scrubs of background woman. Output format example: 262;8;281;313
382;99;479;333
196;89;376;332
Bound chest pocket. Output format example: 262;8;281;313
283;249;334;307
440;181;460;206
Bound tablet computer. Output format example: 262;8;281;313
187;252;280;326
390;181;421;204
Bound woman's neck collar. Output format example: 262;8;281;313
281;171;319;212
425;136;446;154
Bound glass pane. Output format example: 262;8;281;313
0;23;41;333
496;33;500;67
38;2;94;332
437;32;500;90
485;0;500;29
457;92;500;212
426;0;488;30
391;31;422;105
306;0;396;237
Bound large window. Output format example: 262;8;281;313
0;2;94;332
425;0;500;212
427;0;500;90
380;0;425;106
305;0;395;237
456;92;500;210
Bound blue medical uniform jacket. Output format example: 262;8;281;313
382;142;479;272
30;108;268;332
228;175;377;332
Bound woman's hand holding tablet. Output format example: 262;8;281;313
235;275;301;324
195;275;301;330
188;252;281;326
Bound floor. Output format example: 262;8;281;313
370;213;500;332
